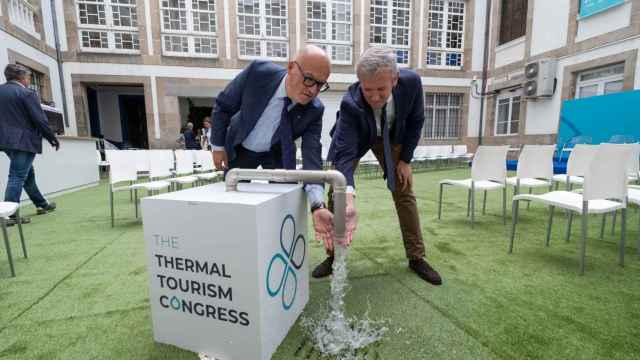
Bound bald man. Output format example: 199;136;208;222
212;45;334;238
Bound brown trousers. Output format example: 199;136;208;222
328;138;426;260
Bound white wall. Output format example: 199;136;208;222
494;38;525;68
471;0;488;72
317;91;342;158
39;0;57;49
575;2;632;42
0;138;99;203
530;0;570;56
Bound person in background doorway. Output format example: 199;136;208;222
184;122;200;150
201;117;212;150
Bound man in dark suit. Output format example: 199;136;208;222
0;64;59;226
212;45;334;243
312;47;442;285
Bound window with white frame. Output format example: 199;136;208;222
160;0;218;58
76;0;140;52
575;63;625;99
305;0;352;65
369;0;411;65
9;0;40;38
237;0;288;60
424;93;462;139
495;91;521;136
425;0;465;69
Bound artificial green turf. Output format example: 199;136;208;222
1;168;639;360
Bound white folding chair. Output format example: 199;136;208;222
510;144;634;275
600;143;640;237
506;145;556;209
551;144;599;190
130;150;173;216
438;145;510;227
105;150;138;227
134;150;150;177
195;151;222;184
170;150;199;190
626;185;640;256
1;202;26;277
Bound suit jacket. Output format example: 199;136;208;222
0;81;57;154
184;129;200;149
212;60;324;173
328;69;425;187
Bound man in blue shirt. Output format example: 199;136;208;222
212;45;333;244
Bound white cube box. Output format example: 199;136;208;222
142;182;309;360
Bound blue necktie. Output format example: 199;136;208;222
381;106;396;192
278;97;296;170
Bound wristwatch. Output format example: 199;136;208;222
310;202;327;213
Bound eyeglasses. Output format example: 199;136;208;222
293;61;330;93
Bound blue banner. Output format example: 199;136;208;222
558;90;640;148
580;0;625;18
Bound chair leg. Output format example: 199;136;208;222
16;208;26;258
482;190;487;215
466;189;471;217
527;188;532;210
502;187;507;225
566;211;574;243
509;199;520;254
1;218;16;277
611;210;617;235
134;189;139;219
437;183;444;220
579;210;588;275
129;181;133;202
600;214;606;240
109;187;115;228
620;208;626;267
471;186;475;228
546;205;555;247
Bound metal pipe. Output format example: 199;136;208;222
225;168;348;246
50;0;70;127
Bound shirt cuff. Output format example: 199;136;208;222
305;184;325;206
211;145;225;151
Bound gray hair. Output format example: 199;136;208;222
186;122;194;129
356;47;398;79
4;64;31;82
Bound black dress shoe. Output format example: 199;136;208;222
312;256;334;278
409;259;442;285
36;202;56;215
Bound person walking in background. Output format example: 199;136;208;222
0;64;59;226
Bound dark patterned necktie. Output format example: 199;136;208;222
381;105;396;192
279;97;296;169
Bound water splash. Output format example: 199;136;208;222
303;246;388;359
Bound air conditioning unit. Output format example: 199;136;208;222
524;59;557;99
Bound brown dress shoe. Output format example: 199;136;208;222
311;256;334;278
409;259;442;285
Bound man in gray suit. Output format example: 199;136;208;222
0;64;59;226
